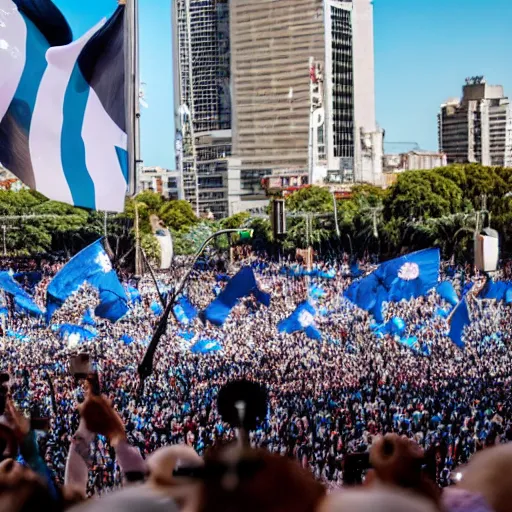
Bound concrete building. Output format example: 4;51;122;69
228;0;384;215
383;151;447;173
172;0;231;219
439;77;512;167
139;167;181;200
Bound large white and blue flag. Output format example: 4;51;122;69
202;267;271;326
0;270;43;316
0;0;128;211
278;302;322;341
448;298;471;349
46;239;128;322
345;248;440;321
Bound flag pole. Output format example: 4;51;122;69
138;229;253;394
123;0;141;196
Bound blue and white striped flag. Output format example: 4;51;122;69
0;0;128;211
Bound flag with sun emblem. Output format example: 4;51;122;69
278;301;322;340
46;239;128;323
377;248;441;302
345;249;440;320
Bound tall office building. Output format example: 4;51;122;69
439;77;512;167
173;0;231;218
228;0;384;214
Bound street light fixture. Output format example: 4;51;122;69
138;228;253;392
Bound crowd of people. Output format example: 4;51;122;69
0;252;511;510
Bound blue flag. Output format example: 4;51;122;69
462;282;474;297
435;307;450;319
278;302;322;340
318;268;336;279
58;324;96;341
448;298;471;349
121;334;134;345
0;0;128;211
203;266;270;326
173;296;197;325
126;285;142;304
190;338;222;354
178;330;195;341
350;261;362;278
398;336;430;356
437;281;459;306
390;317;406;336
6;330;30;342
309;284;325;299
46;239;128;323
82;309;96;326
0;271;43;316
479;280;512;302
150;301;163;316
345;249;440;320
372;317;406;337
13;271;43;292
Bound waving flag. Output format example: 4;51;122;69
190;338;222;354
126;285;142;304
58;324;96;341
372;317;406;338
0;271;43;316
435;307;450;319
448;298;471;349
82;308;96;326
203;266;270;326
0;0;128;211
46;239;128;322
350;261;362;278
437;281;458;307
121;334;134;346
178;330;194;341
173;296;197;325
13;271;43;293
278;302;321;340
345;249;440;320
479;280;512;302
398;336;430;356
309;284;325;299
150;301;163;316
6;329;30;342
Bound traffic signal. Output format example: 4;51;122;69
271;199;286;238
238;229;254;241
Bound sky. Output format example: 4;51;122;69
54;0;512;168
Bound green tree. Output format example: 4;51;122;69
159;200;198;232
286;186;333;213
383;170;464;221
220;212;250;230
135;190;164;211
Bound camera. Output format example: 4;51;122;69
70;353;91;380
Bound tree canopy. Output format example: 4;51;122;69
1;163;511;263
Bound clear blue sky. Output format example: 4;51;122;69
54;0;512;167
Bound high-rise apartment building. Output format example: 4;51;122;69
439;77;512;167
228;0;384;214
172;0;231;218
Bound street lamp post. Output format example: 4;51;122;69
138;228;253;393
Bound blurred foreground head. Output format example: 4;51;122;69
447;442;512;512
0;458;62;512
198;443;325;512
318;487;438;512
